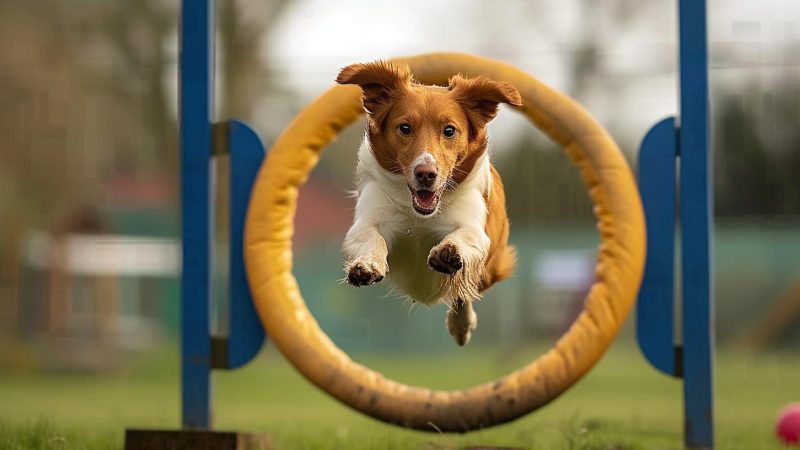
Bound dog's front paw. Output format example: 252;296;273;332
428;242;463;275
345;260;386;287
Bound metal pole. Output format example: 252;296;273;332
678;0;714;447
179;0;214;429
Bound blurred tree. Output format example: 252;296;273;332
714;93;775;216
495;134;595;225
71;0;288;209
0;0;292;335
500;78;800;226
218;0;290;121
0;2;104;256
714;81;800;218
0;2;105;341
97;0;179;179
215;0;290;240
488;0;658;225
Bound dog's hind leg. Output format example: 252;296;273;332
446;299;477;346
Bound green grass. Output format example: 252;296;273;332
0;343;798;449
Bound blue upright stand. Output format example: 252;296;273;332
126;1;268;447
637;0;714;448
179;0;267;429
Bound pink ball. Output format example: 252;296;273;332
777;404;800;445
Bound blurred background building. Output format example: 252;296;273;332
1;0;799;372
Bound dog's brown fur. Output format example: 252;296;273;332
483;166;516;289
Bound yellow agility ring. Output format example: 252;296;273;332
244;52;646;432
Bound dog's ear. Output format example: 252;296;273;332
337;60;412;123
449;75;522;136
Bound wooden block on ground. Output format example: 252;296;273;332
425;446;523;450
125;429;271;450
461;447;523;450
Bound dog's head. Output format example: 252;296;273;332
337;60;521;217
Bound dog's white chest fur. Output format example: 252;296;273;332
343;139;492;305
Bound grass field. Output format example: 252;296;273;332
0;342;797;450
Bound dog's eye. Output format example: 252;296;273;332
398;123;412;136
443;125;456;138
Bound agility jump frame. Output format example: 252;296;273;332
142;0;714;448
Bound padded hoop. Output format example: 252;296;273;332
245;53;645;432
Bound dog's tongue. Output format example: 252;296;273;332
415;190;436;208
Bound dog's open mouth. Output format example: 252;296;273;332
410;188;441;216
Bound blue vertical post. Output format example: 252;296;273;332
637;0;713;447
180;0;214;429
678;0;714;447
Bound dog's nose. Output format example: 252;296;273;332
414;164;438;184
